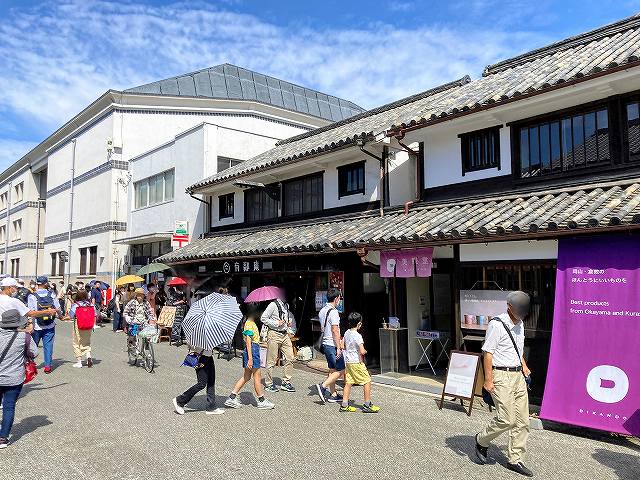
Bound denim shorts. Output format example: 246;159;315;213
242;342;261;369
324;345;345;371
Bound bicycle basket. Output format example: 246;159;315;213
140;325;158;339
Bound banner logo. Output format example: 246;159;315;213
586;365;629;404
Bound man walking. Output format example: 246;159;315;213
475;291;533;477
90;281;104;327
26;276;61;374
314;288;345;404
261;294;296;393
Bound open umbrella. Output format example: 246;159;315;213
88;280;109;290
115;275;145;286
244;286;283;303
167;276;187;287
181;293;243;350
137;262;171;276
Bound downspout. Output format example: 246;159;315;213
4;181;12;274
35;198;43;277
359;145;385;217
188;191;210;238
66;139;77;285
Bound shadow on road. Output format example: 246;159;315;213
592;448;639;480
445;435;508;466
10;414;53;442
20;382;69;399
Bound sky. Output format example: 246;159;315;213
1;0;639;170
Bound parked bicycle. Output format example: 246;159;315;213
126;323;157;373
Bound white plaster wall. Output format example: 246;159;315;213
460;240;558;261
210;187;245;227
43;232;113;283
388;150;416;206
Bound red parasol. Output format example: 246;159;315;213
167;277;188;287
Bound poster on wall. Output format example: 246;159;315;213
540;236;640;436
328;271;344;313
459;290;511;330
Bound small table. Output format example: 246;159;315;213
415;331;450;375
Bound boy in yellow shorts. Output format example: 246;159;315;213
340;312;380;413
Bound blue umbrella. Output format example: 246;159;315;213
87;280;110;290
181;293;243;351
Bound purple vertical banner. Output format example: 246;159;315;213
395;251;415;277
541;235;640;436
379;250;396;278
415;248;434;277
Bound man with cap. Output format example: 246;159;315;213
475;290;533;477
27;276;61;374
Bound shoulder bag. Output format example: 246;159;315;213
24;333;37;384
313;306;335;353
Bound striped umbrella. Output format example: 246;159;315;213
181;293;243;351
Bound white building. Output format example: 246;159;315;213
0;64;363;285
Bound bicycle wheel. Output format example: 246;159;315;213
127;337;137;366
142;339;155;373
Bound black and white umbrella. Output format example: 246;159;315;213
181;292;243;351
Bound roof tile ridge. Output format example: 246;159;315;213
483;13;640;76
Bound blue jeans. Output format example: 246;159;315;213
323;345;345;371
112;311;122;331
0;384;23;438
32;327;55;368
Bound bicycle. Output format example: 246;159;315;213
126;323;157;373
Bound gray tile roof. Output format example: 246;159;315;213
188;14;640;193
159;179;640;264
125;63;364;122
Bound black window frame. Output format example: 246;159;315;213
338;161;366;197
219;192;235;219
281;172;324;218
244;185;280;223
459;126;501;175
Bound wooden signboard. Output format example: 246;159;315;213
438;350;482;416
157;306;177;328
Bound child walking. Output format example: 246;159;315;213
224;305;275;410
340;312;380;413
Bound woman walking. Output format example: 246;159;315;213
112;286;125;333
0;309;38;449
68;290;95;368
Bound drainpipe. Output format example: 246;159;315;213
34;198;43;277
358;143;385;217
188;191;210;238
4;181;12;274
66;139;77;285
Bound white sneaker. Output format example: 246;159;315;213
224;396;243;409
72;362;83;368
205;407;225;415
257;399;275;410
172;398;185;415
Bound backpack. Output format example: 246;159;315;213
15;287;31;306
36;292;56;326
75;303;96;330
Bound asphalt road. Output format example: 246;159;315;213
2;322;637;480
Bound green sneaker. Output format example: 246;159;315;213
339;405;357;413
362;404;380;413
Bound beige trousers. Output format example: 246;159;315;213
264;330;294;386
478;369;530;464
72;322;92;358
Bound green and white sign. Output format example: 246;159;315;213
174;220;189;236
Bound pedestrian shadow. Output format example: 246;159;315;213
10;414;53;442
48;359;73;371
444;435;505;466
592;448;640;480
20;382;69;399
306;384;326;405
179;395;229;413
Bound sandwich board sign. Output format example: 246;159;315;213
438;350;482;416
172;220;190;250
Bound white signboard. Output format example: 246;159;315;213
443;351;481;399
460;289;511;330
174;220;189;236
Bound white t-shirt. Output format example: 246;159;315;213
0;294;31;318
481;313;525;368
343;329;364;364
319;303;340;347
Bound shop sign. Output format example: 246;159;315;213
541;235;640;436
439;351;482;416
328;271;345;313
459;290;510;331
380;248;433;278
174;220;189;236
220;259;272;274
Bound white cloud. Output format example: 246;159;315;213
0;139;37;172
0;0;548;146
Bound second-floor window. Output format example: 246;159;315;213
219;193;234;219
245;188;278;223
518;108;609;178
626;101;640;162
217;156;242;172
12;219;21;241
134;169;175;209
460;127;501;174
338;161;365;197
282;173;323;217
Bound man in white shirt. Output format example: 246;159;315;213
314;288;345;404
0;277;56;324
261;295;296;393
475;291;533;477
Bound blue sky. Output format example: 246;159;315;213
1;0;639;170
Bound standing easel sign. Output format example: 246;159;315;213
438;350;481;416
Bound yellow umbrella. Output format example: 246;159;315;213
115;275;145;286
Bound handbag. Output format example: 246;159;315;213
24;333;37;384
181;351;201;368
314;306;334;353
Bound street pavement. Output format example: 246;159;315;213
2;322;637;480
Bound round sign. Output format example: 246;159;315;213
223;262;231;274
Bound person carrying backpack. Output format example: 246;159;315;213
27;276;61;374
68;290;95;368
